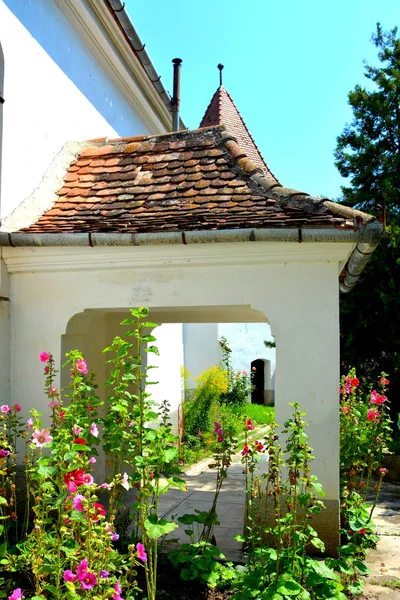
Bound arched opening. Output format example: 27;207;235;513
251;358;274;405
251;359;265;404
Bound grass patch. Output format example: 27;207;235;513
233;404;275;425
370;579;400;589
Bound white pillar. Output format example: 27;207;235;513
254;262;340;555
0;258;10;403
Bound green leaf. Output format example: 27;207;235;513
276;575;304;596
164;447;178;463
0;497;7;506
144;516;178;539
146;345;160;355
37;465;57;477
310;537;325;551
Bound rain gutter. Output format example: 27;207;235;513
0;223;383;293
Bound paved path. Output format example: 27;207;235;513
159;460;247;561
363;481;400;599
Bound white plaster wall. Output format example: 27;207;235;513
0;0;159;217
182;323;221;389
218;322;276;382
146;323;184;428
0;257;9;404
3;241;344;501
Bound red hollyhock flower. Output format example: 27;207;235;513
91;502;107;521
64;469;85;493
254;441;264;452
73;438;87;445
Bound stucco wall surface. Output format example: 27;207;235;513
2;241;347;505
0;0;159;217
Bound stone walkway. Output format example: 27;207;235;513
159;459;247;561
159;459;400;598
363;481;400;599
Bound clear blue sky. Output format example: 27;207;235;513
127;0;400;199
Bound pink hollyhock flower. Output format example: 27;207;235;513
128;421;134;427
241;443;250;456
111;532;119;541
217;428;224;442
40;352;51;363
76;358;88;374
73;494;85;512
73;424;83;435
48;400;59;408
83;473;94;485
63;570;77;582
242;370;248;376
136;542;147;562
26;418;33;428
254;440;264;452
76;559;88;580
8;589;23;600
90;423;99;437
246;418;255;431
113;580;124;600
32;429;53;447
341;405;351;414
100;482;112;490
367;409;379;422
0;449;10;457
44;367;49;374
13;404;22;412
214;422;220;433
121;472;130;491
379;377;389;386
89;457;96;464
100;570;109;578
370;390;379;403
1;405;11;413
49;386;56;395
64;469;85;493
380;468;388;474
344;383;351;394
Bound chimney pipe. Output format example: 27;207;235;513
171;58;182;131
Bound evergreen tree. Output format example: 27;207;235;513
335;24;400;420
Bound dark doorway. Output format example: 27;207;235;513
251;359;264;404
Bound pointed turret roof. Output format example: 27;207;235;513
199;86;278;182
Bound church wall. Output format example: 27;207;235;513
0;0;166;218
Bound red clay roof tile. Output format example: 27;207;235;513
11;124;375;236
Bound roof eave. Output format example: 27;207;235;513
0;222;383;293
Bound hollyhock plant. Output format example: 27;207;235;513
83;473;94;485
76;358;88;374
13;404;22;412
121;472;130;491
73;424;83;435
48;400;58;408
8;589;23;600
31;429;53;447
72;494;85;512
73;437;87;445
26;418;33;428
241;443;250;456
246;418;255;430
90;422;99;437
0;404;11;413
136;542;147;562
63;570;77;582
64;469;85;493
39;351;51;363
0;449;10;458
367;408;380;422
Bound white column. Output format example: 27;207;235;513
0;258;10;403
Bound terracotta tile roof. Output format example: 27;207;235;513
9;125;375;235
200;87;278;181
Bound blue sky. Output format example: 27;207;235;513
127;0;400;199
